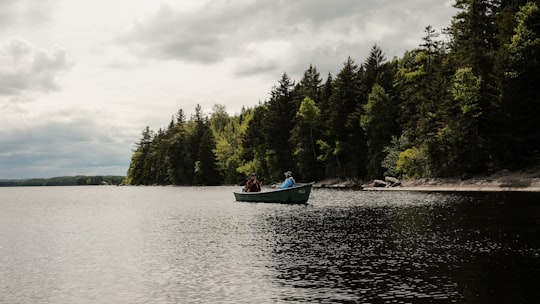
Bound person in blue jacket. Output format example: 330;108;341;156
278;171;295;189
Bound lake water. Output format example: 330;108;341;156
1;186;539;303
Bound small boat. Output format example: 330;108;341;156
234;183;313;204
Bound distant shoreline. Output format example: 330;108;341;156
0;175;124;187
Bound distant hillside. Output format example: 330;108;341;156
0;176;125;187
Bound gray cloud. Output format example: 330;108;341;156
0;38;73;96
0;113;134;179
0;0;55;29
122;0;455;78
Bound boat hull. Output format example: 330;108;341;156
234;184;312;204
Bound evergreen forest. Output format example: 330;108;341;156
125;0;540;186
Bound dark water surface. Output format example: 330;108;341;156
1;186;539;303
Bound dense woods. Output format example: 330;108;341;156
125;0;540;186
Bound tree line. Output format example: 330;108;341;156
125;0;540;186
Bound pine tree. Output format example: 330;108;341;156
262;73;296;180
444;0;501;172
191;104;220;185
195;125;221;185
326;57;366;177
151;128;170;185
290;65;324;180
167;109;193;185
504;1;540;164
240;106;267;180
126;126;154;185
294;65;322;105
446;0;500;76
291;97;322;180
361;85;398;178
361;45;387;96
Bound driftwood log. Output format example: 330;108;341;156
374;179;387;187
372;177;402;188
385;176;401;187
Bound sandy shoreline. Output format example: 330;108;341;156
363;169;540;192
363;184;540;192
315;168;540;192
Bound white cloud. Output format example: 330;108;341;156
0;38;73;97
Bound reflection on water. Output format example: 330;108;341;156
1;187;539;303
261;191;540;303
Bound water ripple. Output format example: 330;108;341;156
1;187;539;303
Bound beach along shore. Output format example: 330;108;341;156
362;169;540;192
313;168;540;192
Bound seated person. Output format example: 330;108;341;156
244;173;261;192
278;171;295;189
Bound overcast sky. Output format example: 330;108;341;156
0;0;456;179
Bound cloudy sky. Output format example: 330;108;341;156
0;0;456;179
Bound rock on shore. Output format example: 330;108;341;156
363;168;540;192
312;168;540;192
313;178;363;190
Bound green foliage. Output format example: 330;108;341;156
297;97;320;126
426;125;463;176
193;123;220;185
324;56;367;178
507;2;540;71
396;146;430;179
361;84;399;178
125;104;219;186
236;159;263;180
501;1;540;163
125;1;540;184
381;134;411;177
453;67;482;117
291;97;322;180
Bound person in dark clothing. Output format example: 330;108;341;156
244;173;261;192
